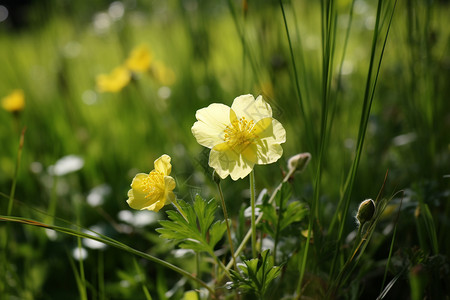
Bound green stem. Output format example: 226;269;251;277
216;180;238;271
223;166;297;274
250;170;257;258
77;237;87;300
7;127;26;216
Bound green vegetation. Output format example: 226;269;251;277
1;0;449;299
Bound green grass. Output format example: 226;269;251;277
1;0;449;299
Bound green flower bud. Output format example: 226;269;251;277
356;199;376;225
287;152;311;173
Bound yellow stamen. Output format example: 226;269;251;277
143;171;164;199
223;117;257;152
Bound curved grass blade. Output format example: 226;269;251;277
0;215;214;295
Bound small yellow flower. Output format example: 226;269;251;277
151;61;176;85
192;94;286;180
125;45;153;73
96;66;131;93
1;89;25;112
127;154;176;212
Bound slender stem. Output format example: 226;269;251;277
223;166;297;273
216;181;238;271
7;127;26;216
250;170;257;258
77;237;87;300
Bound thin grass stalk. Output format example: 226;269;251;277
279;0;315;153
226;0;261;85
216;180;238;271
133;257;152;300
328;0;396;279
250;170;257;258
0;215;215;295
297;1;337;296
7;127;26;216
380;193;403;295
272;183;284;266
286;0;312;112
77;237;87;299
68;249;88;300
328;0;357;138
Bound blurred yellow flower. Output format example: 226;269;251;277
1;89;25;112
151;61;176;85
127;154;176;212
125;45;152;73
96;66;131;93
192;94;286;180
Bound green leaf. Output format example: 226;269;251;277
156;196;226;256
230;250;282;298
259;182;308;238
280;201;308;232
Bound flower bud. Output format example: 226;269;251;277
356;199;376;225
287;152;311;173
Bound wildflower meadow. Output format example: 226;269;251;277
1;1;449;299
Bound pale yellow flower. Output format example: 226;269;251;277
1;89;25;112
96;66;131;93
191;94;286;180
127;154;176;212
125;45;152;73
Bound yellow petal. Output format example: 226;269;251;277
231;94;272;122
257;119;286;143
253;118;286;164
130;173;149;191
212;141;231;152
192;103;230;148
96;66;131;93
165;191;175;205
125;45;152;73
147;200;165;212
164;176;176;191
127;187;149;210
209;149;254;180
241;143;258;164
255;142;283;164
154;154;172;175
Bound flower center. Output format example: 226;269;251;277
143;171;164;199
223;117;257;152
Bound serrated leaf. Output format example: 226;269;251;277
280;201;308;231
209;220;227;249
230;250;281;297
156;196;226;257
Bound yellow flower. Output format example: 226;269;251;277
1;89;25;112
125;45;153;73
191;94;286;180
127;154;176;212
151;61;176;85
96;66;131;93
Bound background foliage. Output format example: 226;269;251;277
1;0;449;299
